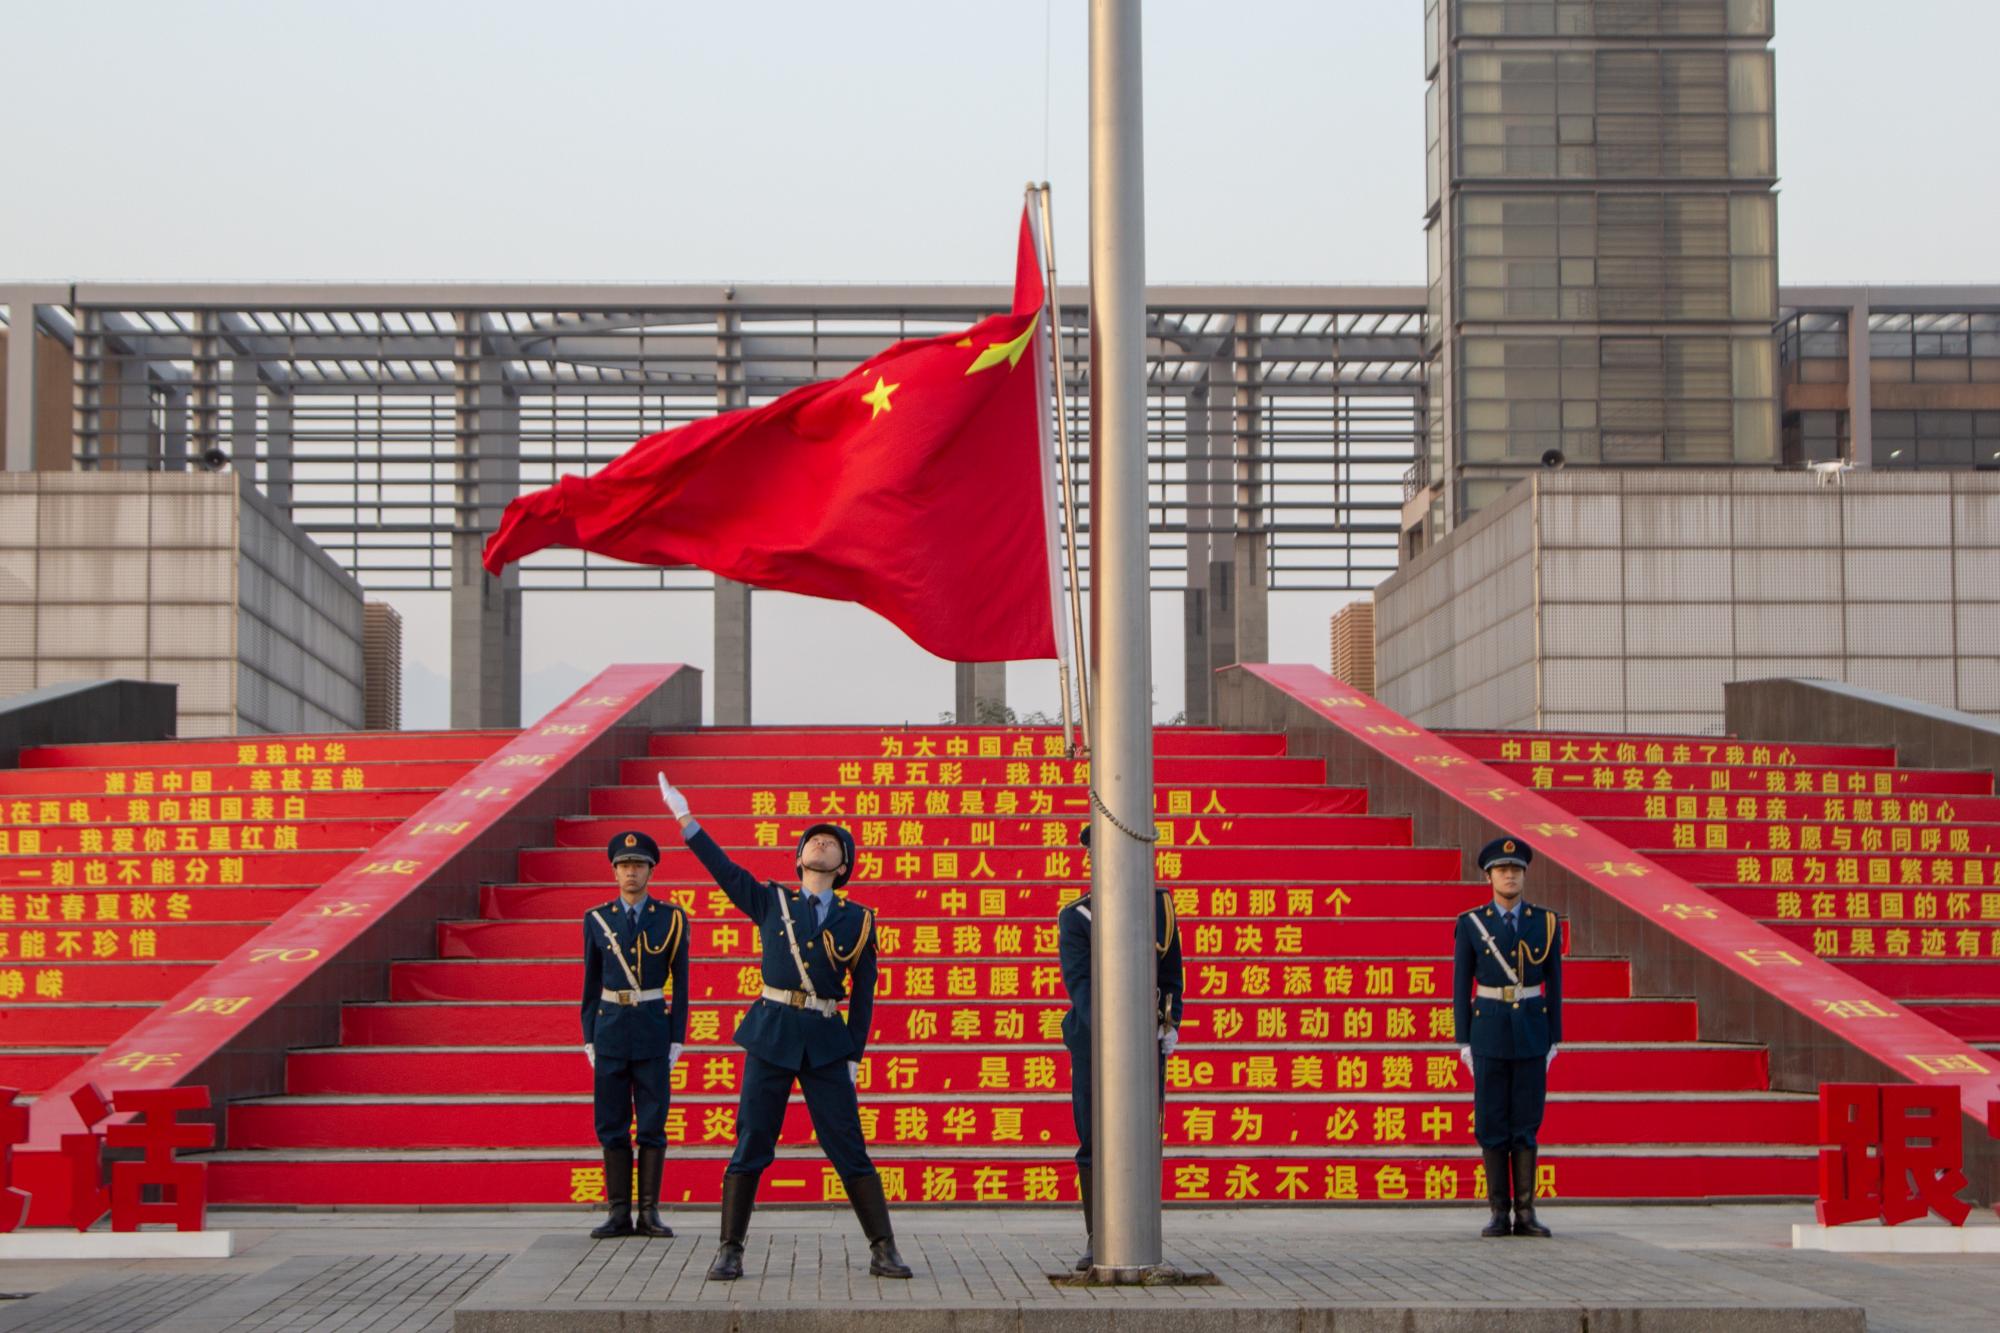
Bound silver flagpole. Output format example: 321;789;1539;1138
1034;182;1092;751
1087;0;1161;1280
1025;183;1077;760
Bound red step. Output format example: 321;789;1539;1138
1549;789;2000;823
0;789;444;825
626;756;1327;786
554;812;1413;849
2;818;408;857
1490;760;1992;796
1;886;313;921
1702;886;2000;920
0;920;265;962
283;1044;1771;1097
1441;731;1897;768
0;962;210;1003
0;1005;147;1045
435;916;1528;961
338;997;1693;1048
1904;1002;2000;1042
0;1051;88;1092
225;1090;1805;1152
478;881;1489;921
203;1149;1814;1207
1835;960;2000;1000
0;761;478;797
385;957;1638;1003
650;730;1289;757
19;732;514;768
1590;819;2000;855
1651;849;2000;888
1769;920;2000;960
514;844;1460;885
590;784;1372;818
0;848;376;890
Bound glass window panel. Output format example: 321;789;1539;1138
1733;402;1775;462
1730;116;1774;177
1732;338;1774;398
1728;53;1772;112
1729;195;1774;257
1732;259;1775;320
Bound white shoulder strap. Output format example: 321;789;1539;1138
590;909;644;992
775;885;822;1001
1467;911;1522;988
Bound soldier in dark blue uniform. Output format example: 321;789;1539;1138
1453;835;1562;1238
1056;824;1184;1271
581;830;691;1239
654;775;912;1281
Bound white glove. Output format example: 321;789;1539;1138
848;1061;860;1087
669;1042;685;1069
1158;1026;1179;1057
584;1043;596;1070
1545;1045;1559;1071
657;774;691;821
1458;1045;1472;1071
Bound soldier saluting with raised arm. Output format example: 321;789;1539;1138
581;830;690;1240
654;773;912;1281
1453;836;1563;1239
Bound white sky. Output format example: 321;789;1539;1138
6;1;1996;726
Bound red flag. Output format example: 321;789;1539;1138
483;210;1057;662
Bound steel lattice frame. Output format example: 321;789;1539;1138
54;284;1427;594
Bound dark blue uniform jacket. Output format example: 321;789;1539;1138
685;827;878;1070
580;895;691;1061
1057;889;1184;1051
1452;900;1563;1060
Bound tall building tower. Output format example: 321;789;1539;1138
1413;0;1779;548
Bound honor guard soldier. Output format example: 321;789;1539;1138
1056;824;1184;1271
1453;836;1562;1238
581;830;691;1239
654;774;912;1282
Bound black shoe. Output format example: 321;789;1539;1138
1074;1164;1094;1272
844;1172;913;1279
590;1202;634;1240
635;1144;672;1238
705;1171;758;1280
1511;1145;1552;1238
589;1144;635;1238
1479;1147;1511;1238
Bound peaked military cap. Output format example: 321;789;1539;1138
608;830;661;866
1477;836;1533;873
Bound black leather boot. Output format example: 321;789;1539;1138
705;1171;758;1280
1511;1144;1551;1237
844;1172;913;1278
1480;1147;1512;1238
589;1143;635;1239
1074;1165;1094;1272
635;1144;672;1238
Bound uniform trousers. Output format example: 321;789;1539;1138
724;1052;876;1178
1470;1053;1546;1149
594;1055;671;1149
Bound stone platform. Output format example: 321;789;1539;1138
452;1225;1862;1333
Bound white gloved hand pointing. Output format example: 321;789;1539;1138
658;774;691;821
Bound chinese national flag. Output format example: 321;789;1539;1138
482;210;1057;662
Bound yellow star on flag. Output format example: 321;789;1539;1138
861;376;900;419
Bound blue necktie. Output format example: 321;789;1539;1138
810;896;824;932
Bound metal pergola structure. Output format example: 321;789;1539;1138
30;283;1426;596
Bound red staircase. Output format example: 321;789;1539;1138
0;732;509;1094
1445;730;2000;1059
181;725;1813;1207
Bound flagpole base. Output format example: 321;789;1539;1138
1060;1262;1212;1287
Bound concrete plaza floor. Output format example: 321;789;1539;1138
0;1205;1993;1331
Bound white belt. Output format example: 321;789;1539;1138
761;985;839;1017
1475;984;1542;1002
601;987;665;1006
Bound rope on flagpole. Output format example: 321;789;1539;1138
1037;181;1093;753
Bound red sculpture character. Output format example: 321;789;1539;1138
0;1089;29;1232
1815;1083;1881;1225
1878;1085;1970;1226
59;1084;113;1232
105;1087;213;1232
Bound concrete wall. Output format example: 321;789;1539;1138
0;472;364;736
1374;469;2000;733
1373;480;1537;729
